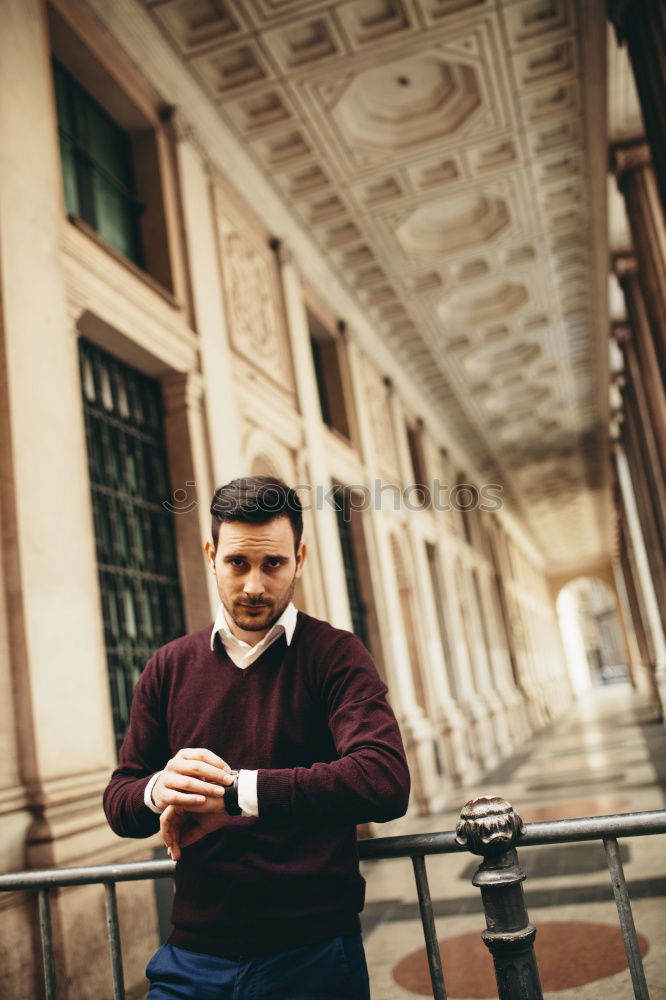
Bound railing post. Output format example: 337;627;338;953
456;796;543;1000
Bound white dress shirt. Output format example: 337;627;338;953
144;603;298;817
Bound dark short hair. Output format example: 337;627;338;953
210;476;303;550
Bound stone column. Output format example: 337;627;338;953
612;363;666;637
0;4;162;995
611;143;666;381
345;339;450;809
608;0;666;217
613;254;666;486
612;429;666;716
407;529;469;790
275;246;352;630
174;124;243;485
613;321;666;579
162;372;219;625
0;0;120;867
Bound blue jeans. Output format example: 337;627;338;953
146;936;371;999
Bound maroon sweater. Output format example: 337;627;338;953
103;612;410;957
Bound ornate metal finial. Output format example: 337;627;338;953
455;796;525;856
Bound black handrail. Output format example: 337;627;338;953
1;803;664;1000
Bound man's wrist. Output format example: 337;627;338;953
224;771;242;816
237;769;259;816
144;772;163;814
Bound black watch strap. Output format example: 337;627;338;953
225;771;242;816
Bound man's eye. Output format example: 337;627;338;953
266;559;282;569
230;558;246;567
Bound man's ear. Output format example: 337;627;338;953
295;541;307;577
204;539;216;570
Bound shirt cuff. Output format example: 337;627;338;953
238;769;259;817
144;772;163;814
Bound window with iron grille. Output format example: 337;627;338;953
332;486;369;649
53;60;143;266
79;339;185;751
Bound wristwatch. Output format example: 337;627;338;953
224;770;242;816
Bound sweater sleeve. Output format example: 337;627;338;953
102;653;170;838
257;634;410;824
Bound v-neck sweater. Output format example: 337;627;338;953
103;612;410;958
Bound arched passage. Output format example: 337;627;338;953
556;577;630;694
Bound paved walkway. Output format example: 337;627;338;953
361;684;666;999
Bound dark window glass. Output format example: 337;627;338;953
79;339;185;751
308;312;351;440
332;486;369;648
53;61;143;265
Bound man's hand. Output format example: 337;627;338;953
161;804;230;860
151;748;233;813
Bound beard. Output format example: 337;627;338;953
224;578;296;633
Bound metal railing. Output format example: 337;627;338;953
1;798;665;1000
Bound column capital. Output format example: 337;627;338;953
170;108;216;175
611;320;632;345
611;141;652;182
606;0;632;38
162;370;205;413
271;238;297;270
611;251;638;280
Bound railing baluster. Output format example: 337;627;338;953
38;888;57;1000
411;855;447;1000
457;797;544;1000
603;836;650;1000
104;881;126;1000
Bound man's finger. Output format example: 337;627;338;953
160;807;184;861
167;759;234;785
177;749;232;771
163;773;227;797
160;790;207;807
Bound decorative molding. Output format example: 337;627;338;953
211;179;295;395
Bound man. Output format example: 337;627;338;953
103;476;410;999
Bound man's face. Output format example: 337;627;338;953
204;517;306;645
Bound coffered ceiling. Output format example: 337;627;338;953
141;0;613;574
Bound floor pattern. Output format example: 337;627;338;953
361;685;666;999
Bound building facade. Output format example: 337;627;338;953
1;0;664;996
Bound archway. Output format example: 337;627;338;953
556;577;630;694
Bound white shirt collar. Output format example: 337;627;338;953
210;601;298;652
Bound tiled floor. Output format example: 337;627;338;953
361;684;666;999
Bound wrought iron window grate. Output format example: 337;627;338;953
79;338;185;751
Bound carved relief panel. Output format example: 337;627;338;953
363;355;399;481
211;176;295;396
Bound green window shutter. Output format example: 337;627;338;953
52;60;143;266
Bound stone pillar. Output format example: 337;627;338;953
611;143;666;381
345;340;450;809
608;0;666;217
0;3;162;995
614;254;666;486
0;0;118;867
174;125;243;485
613;322;666;594
612;431;666;716
275;246;352;630
407;529;469;790
162;372;218;625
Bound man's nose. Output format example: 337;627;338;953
243;570;264;596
